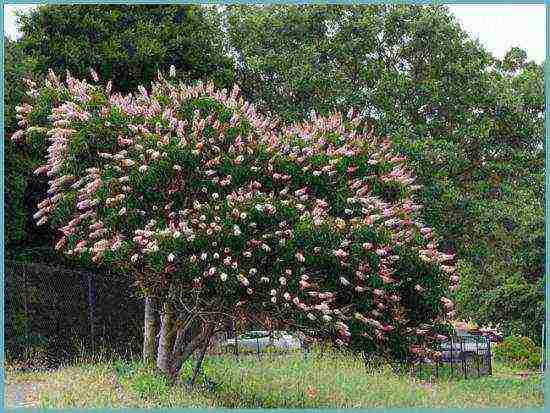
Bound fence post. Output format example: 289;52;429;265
435;342;439;379
450;335;454;378
460;337;467;379
256;337;260;361
475;337;481;378
487;336;493;376
23;266;30;361
541;323;545;374
87;273;96;356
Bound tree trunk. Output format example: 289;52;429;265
172;328;187;362
143;296;157;364
189;324;215;387
168;326;206;381
156;302;176;374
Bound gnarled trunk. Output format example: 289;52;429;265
156;302;176;374
143;296;157;364
168;327;205;381
189;323;216;386
167;317;219;384
147;300;222;384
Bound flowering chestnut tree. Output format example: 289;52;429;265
13;68;459;381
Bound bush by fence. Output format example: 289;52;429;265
493;335;542;370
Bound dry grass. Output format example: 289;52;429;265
4;351;543;408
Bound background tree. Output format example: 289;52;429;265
225;4;544;341
5;37;28;256
5;35;64;264
17;4;234;93
452;55;544;339
13;70;457;381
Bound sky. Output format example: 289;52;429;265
3;4;546;63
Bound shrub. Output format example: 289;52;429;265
493;335;541;370
12;68;459;377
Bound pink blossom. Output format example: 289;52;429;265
333;249;348;258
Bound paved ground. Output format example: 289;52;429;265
4;382;41;408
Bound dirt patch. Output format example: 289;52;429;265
5;382;43;408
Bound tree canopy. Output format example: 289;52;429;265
225;4;544;340
13;69;458;375
5;4;544;351
17;4;235;93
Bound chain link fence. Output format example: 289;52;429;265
5;262;143;367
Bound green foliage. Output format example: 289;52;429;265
453;186;544;342
226;4;544;341
4;37;38;258
17;5;235;93
4;37;32;132
13;69;459;359
493;336;542;370
4;141;28;251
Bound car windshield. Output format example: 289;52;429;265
236;330;294;339
240;331;269;339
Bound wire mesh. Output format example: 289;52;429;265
411;334;493;380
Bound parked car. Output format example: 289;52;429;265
219;330;301;352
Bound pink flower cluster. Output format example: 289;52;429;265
13;68;460;358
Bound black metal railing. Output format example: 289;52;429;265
408;334;492;380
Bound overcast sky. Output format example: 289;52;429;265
3;4;546;63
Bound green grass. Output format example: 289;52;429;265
4;351;543;408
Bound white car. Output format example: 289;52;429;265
220;330;301;352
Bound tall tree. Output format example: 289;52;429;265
5;37;27;255
226;4;544;340
17;5;235;93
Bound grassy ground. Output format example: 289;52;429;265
4;351;543;408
